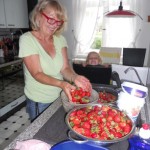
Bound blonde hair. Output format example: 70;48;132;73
29;0;67;35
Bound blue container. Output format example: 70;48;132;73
51;140;109;150
128;135;150;150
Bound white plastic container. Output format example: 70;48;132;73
121;82;148;99
117;91;145;122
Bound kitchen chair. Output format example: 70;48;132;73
73;63;112;85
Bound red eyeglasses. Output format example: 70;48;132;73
41;12;64;26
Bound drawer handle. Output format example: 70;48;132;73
11;102;19;108
0;24;5;26
8;24;15;26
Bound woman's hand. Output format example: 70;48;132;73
61;81;76;101
73;75;92;92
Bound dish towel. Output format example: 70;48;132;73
14;139;51;150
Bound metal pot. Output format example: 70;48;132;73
65;104;136;146
93;86;118;106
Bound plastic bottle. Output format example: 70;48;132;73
128;123;150;150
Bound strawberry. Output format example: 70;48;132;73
142;123;150;130
114;114;121;123
68;105;132;140
70;87;91;104
82;121;91;129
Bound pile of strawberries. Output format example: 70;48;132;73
70;87;91;104
98;91;117;103
68;105;132;140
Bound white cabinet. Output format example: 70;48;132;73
0;0;29;28
0;95;26;117
0;0;6;28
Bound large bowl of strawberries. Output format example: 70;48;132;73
65;104;135;146
61;87;99;112
93;86;118;105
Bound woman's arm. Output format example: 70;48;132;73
23;54;63;86
60;47;77;82
61;47;92;92
23;53;76;100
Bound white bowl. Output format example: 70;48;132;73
121;81;148;98
61;89;99;112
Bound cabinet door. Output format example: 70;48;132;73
0;0;6;28
4;0;29;28
0;95;26;117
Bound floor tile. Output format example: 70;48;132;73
0;121;12;128
16;117;29;125
0;129;14;138
0;127;4;132
14;110;28;116
7;116;20;122
0;137;17;150
0;138;5;145
0;73;29;149
8;123;22;131
0;106;31;149
17;121;31;133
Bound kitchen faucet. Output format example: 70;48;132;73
124;67;144;85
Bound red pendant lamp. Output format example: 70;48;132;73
105;1;138;18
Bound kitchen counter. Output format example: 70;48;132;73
4;89;150;150
4;98;129;150
4;97;62;150
0;57;22;69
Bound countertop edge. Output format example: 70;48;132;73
0;58;22;69
4;97;62;150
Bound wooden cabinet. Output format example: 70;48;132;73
0;0;29;28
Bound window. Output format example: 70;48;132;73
90;6;103;51
73;0;138;58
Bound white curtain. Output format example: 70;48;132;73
72;0;101;57
72;0;140;57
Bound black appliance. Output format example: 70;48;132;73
123;48;146;67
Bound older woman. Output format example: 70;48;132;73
19;0;91;121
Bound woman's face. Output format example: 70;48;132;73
39;7;63;36
87;53;100;65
